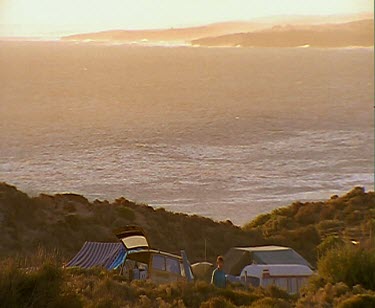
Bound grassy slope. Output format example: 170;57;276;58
0;183;373;266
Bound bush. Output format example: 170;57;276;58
0;260;81;308
263;285;291;300
116;206;135;221
250;297;292;308
200;296;236;308
216;288;259;306
318;246;375;290
317;235;345;258
294;203;321;225
337;294;375;308
243;214;271;230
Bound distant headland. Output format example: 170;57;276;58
61;14;374;48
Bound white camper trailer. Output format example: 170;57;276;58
240;264;313;294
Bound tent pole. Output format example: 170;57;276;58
205;239;207;262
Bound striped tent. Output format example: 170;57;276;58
66;242;126;270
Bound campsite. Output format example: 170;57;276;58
1;1;374;306
67;225;194;284
66;226;312;293
0;183;374;307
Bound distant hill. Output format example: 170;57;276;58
60;13;373;45
0;183;373;266
61;22;265;43
192;19;374;48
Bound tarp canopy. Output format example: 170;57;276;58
66;242;126;270
223;246;312;276
114;226;149;250
191;262;214;280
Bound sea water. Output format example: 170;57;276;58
0;41;373;225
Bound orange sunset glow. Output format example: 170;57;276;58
0;0;373;37
0;0;374;305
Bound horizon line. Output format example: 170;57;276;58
1;11;373;39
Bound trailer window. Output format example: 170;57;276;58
152;255;165;271
248;276;260;287
166;258;180;274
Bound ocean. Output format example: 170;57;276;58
0;41;373;225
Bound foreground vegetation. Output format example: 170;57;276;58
1;244;374;308
0;183;374;306
0;257;292;308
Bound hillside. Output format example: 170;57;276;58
243;186;375;261
192;19;374;47
0;183;373;267
0;183;261;263
61;17;374;48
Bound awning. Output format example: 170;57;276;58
66;242;126;270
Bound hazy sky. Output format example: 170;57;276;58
0;0;373;37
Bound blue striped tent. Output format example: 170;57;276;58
66;242;126;270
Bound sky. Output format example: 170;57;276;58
0;0;373;37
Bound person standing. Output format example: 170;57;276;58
211;256;226;288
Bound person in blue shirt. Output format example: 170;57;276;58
211;256;226;288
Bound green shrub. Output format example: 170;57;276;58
65;214;81;230
318;246;375;290
250;297;292;308
263;285;291;300
337;294;375;308
0;260;81;308
243;213;271;230
200;296;236;308
317;235;345;258
216;288;259;306
116;206;136;221
294;203;321;225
